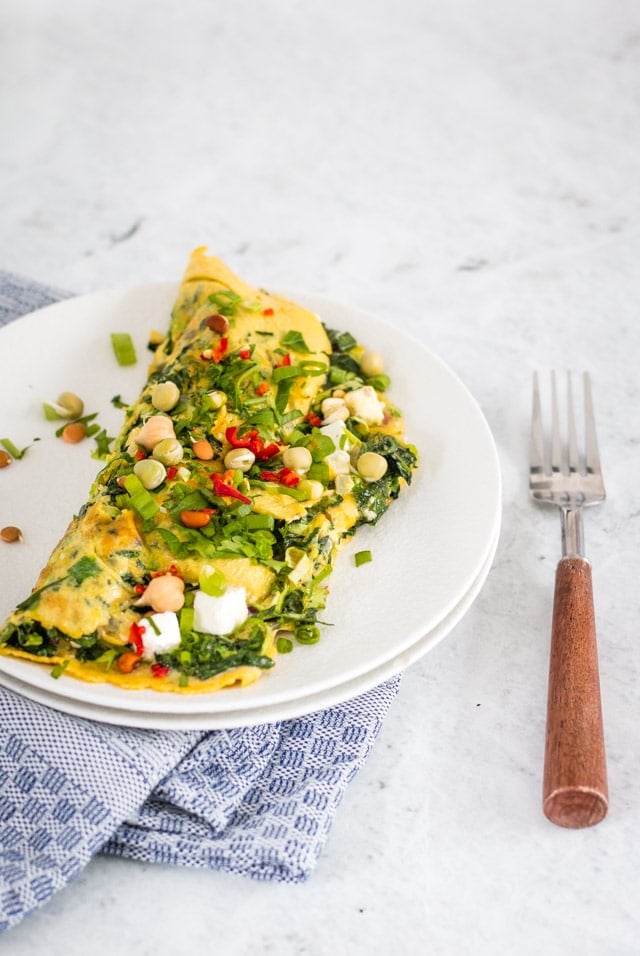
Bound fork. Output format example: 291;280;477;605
529;371;608;828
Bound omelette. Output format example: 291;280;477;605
0;249;418;693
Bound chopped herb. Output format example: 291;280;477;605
281;330;312;353
67;557;101;584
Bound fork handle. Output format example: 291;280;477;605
543;556;608;827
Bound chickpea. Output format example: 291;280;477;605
134;573;185;613
297;479;324;501
152;437;184;467
192;439;214;461
282;446;313;474
56;391;84;419
1;526;22;543
360;349;385;378
356;451;388;483
151;381;180;412
133;458;167;490
224;448;255;472
0;450;11;468
136;415;175;450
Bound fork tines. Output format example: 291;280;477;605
531;371;603;483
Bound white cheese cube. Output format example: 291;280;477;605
319;420;352;478
139;611;182;660
193;586;249;636
344;385;385;425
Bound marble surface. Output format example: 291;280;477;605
1;0;640;952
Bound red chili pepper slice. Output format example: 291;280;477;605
211;473;252;505
278;353;292;367
166;466;178;480
262;307;274;316
226;426;260;451
129;621;145;656
225;426;280;461
238;347;251;360
305;412;322;427
259;467;300;488
256;382;270;396
255;442;280;461
150;662;171;678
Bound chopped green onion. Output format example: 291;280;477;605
295;625;320;645
366;373;391;392
179;606;194;635
123;473;159;519
355;550;372;567
42;401;64;421
94;649;119;670
111;332;137;366
0;437;30;460
199;567;227;596
147;616;161;635
51;659;70;679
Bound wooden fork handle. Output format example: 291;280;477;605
543;556;608;828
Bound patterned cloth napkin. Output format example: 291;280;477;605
0;271;400;933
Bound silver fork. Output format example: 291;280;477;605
529;371;608;828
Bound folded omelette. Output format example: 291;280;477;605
0;248;418;693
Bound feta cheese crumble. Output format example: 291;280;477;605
193;585;249;636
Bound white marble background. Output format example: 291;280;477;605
2;0;640;953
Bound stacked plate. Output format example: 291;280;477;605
0;286;501;729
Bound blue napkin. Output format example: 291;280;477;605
0;272;400;933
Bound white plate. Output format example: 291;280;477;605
0;283;501;726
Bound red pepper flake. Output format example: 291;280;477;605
211;473;252;505
129;621;145;656
238;347;251;360
259;467;300;488
256;381;270;396
135;448;148;460
151;564;182;579
150;662;171;678
278;353;292;367
262;307;274;316
134;583;146;594
305;412;322;427
201;336;228;363
166;466;178;480
258;444;280;461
